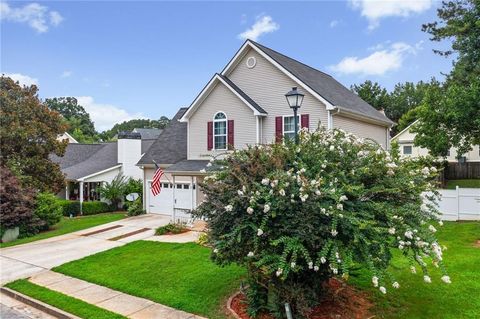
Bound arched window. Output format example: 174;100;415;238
213;112;227;150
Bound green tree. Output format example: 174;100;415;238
351;80;390;111
413;79;480;157
413;0;480;156
0;76;67;193
422;0;480;82
100;117;171;141
45;97;98;143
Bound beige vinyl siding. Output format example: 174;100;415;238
188;82;257;159
227;48;328;144
333;115;387;148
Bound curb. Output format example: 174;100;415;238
226;290;243;319
0;286;81;319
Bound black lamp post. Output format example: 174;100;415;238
285;87;304;144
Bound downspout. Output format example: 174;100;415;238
255;116;260;144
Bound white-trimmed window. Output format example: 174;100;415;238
213;112;227;150
403;145;413;155
283;115;300;141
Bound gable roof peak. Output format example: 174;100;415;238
247;40;334;78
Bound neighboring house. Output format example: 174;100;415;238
52;132;156;205
57;132;78;144
112;128;163;140
137;40;393;218
132;128;163;139
392;120;480;162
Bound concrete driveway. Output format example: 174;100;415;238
0;214;170;285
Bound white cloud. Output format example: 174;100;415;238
75;96;146;132
349;0;433;30
329;20;340;28
0;2;64;33
3;73;38;86
49;11;63;26
329;42;417;76
238;15;279;41
60;70;72;78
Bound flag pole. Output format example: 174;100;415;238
152;160;172;184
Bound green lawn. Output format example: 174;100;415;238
51;223;479;319
0;213;126;248
53;241;246;319
445;179;480;189
350;221;480;318
5;280;126;319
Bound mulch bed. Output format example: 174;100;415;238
229;278;373;319
158;229;190;236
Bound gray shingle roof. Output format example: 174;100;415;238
137;108;188;166
217;74;267;114
250;41;393;125
164;160;210;173
133;128;163;139
141;139;155;153
51;143;119;180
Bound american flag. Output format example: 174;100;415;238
151;165;164;196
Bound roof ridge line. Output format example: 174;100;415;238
248;40;333;78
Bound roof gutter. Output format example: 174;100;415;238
331;106;395;127
77;164;123;182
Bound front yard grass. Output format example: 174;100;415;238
51;222;479;319
445;179;480;189
0;213;126;248
350;221;480;318
53;241;246;319
5;279;126;319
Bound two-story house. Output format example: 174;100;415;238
137;40;393;218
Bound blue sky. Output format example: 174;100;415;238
1;0;453;131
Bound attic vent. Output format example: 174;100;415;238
246;56;256;69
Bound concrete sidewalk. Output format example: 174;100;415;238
0;292;58;319
29;271;206;319
1;214;170;285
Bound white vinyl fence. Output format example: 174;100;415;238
429;187;480;221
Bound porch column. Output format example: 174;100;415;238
65;183;69;200
79;180;84;215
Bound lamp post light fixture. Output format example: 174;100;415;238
285;87;304;144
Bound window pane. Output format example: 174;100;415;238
215;135;227;149
214;121;226;135
284;116;295;132
214;112;226;120
403;146;412;155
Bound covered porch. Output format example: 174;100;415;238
64;181;102;202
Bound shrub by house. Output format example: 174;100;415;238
194;127;450;318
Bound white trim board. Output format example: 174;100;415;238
77;164;122;182
180;74;266;121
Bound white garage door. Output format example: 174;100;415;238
147;181;194;217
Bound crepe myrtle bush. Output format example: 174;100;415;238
192;127;450;318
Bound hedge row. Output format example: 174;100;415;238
57;200;114;216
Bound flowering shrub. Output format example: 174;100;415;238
193;127;449;318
